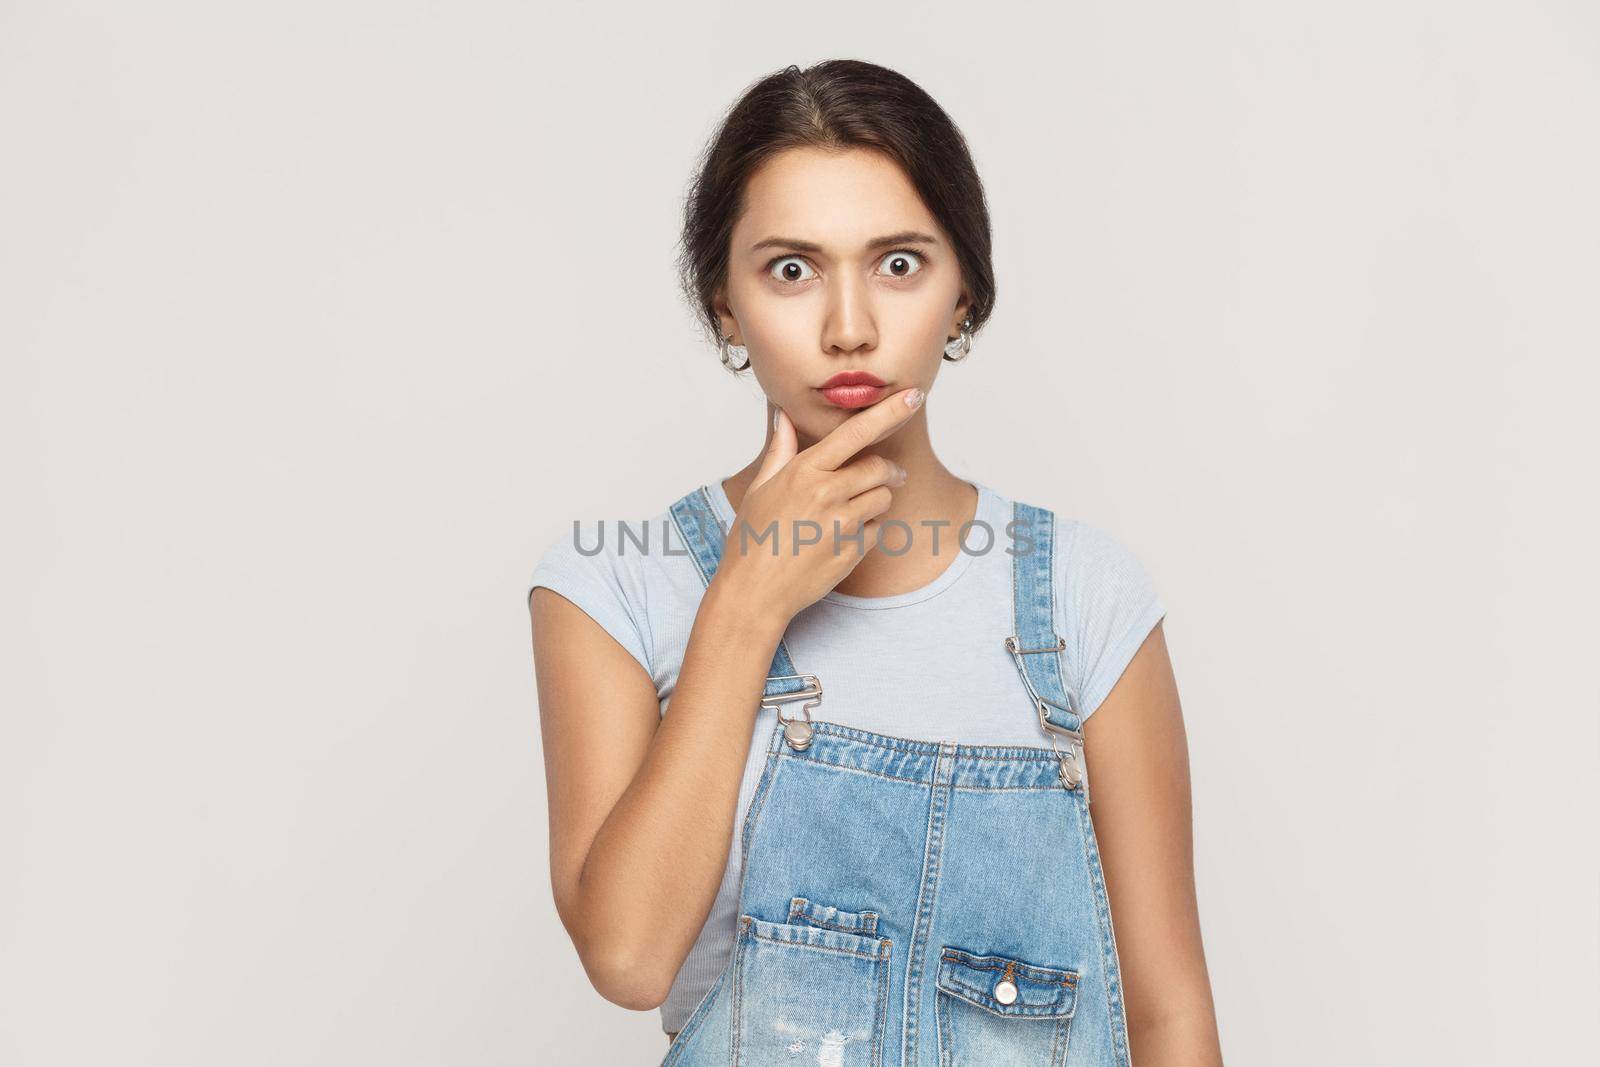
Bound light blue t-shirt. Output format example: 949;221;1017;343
526;476;1166;1032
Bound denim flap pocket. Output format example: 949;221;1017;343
788;895;880;937
936;947;1079;1018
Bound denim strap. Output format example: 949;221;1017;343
667;486;812;702
1009;502;1081;734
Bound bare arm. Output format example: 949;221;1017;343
530;575;786;1010
529;391;922;1012
1083;620;1225;1065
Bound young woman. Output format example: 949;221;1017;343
528;60;1223;1066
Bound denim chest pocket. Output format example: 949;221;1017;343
732;897;892;1066
934;947;1080;1067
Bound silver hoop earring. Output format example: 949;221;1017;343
719;333;750;371
942;316;974;362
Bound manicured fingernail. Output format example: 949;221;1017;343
773;408;782;431
904;388;924;409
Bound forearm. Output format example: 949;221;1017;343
572;574;787;1005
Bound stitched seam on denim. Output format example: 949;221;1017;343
938;950;1078;985
782;902;880;941
820;744;1072;766
947;750;1072;762
668;502;712;589
1049;511;1079;728
781;754;1065;792
780;756;927;786
938;989;1072;1019
940;962;1077;988
743;924;887;960
697;484;726;539
902;786;941;1065
936;981;1072;1017
723;735;783;1063
950;783;1072;793
1072;789;1133;1066
872;936;890;1067
684;488;727;582
936;991;953;1067
1011;500;1022;661
900;752;954;1066
789;899;879;935
730;921;748;1066
812;731;1078;762
735;752;781;901
801;724;1078;762
1022;506;1044;717
1047;505;1062;708
1010;501;1043;732
811;719;1089;760
951;978;1072;1005
937;962;1074;1016
1030;505;1073;728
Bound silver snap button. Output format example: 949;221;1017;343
783;720;813;750
993;978;1018;1005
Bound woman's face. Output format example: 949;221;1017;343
716;146;970;436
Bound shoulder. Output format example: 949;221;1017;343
1059;517;1166;720
981;489;1148;576
528;507;660;597
527;498;686;680
990;498;1158;611
1053;517;1160;595
1006;503;1166;722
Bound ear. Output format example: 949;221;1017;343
949;293;973;338
711;289;739;344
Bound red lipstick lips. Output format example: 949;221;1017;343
818;371;889;410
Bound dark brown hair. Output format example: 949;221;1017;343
677;59;996;365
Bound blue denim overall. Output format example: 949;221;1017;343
661;486;1133;1067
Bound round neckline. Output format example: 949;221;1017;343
704;476;998;610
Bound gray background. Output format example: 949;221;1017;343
4;1;1596;1063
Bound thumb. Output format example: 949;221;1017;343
750;406;797;491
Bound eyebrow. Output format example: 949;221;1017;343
748;230;941;255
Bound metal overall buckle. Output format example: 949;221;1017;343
1003;635;1085;791
760;674;823;751
1038;707;1085;790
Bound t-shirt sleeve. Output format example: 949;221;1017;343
1057;521;1167;722
527;530;654;680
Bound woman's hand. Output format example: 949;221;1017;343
711;387;923;625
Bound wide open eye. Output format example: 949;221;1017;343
877;250;924;279
769;256;817;283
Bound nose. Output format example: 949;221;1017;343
820;270;877;357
